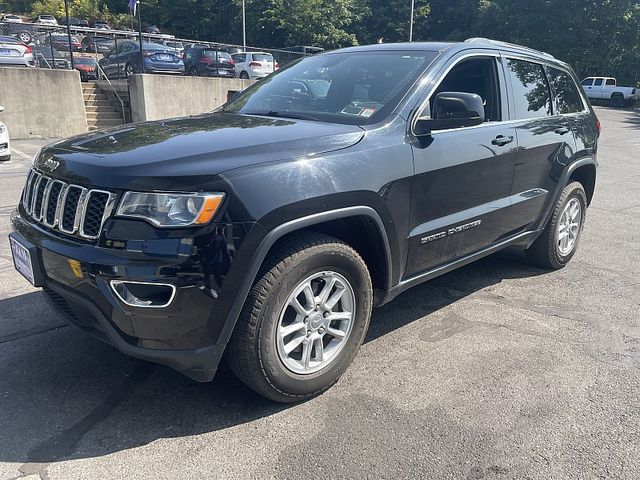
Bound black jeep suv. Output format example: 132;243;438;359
10;39;598;402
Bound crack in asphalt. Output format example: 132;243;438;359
0;324;69;345
17;364;154;476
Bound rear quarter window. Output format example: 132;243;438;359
547;68;584;114
505;58;553;119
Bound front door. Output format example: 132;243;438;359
406;54;517;278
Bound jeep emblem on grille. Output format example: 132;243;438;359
42;158;60;172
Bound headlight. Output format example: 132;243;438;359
116;192;225;227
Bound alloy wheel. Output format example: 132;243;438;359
556;197;582;256
276;271;355;375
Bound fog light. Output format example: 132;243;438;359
110;281;176;308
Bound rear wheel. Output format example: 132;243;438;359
610;93;625;108
226;232;373;403
525;181;587;269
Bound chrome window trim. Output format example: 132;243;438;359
410;50;590;136
410;51;501;136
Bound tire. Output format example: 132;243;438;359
124;63;135;77
525;181;587;269
226;232;373;403
17;31;32;44
240;71;250;79
610;94;624;108
188;66;198;76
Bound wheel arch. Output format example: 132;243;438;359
214;206;394;353
568;162;596;205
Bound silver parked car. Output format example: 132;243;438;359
0;35;35;67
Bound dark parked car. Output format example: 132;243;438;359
10;39;598;403
73;56;98;81
90;21;111;30
81;35;114;54
99;40;184;78
184;46;235;77
33;45;69;69
44;33;82;52
58;17;89;27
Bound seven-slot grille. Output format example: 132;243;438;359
21;169;116;240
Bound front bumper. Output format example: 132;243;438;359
10;210;255;381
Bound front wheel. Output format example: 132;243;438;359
239;71;250;79
226;232;373;402
525;181;587;269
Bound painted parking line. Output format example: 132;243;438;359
9;147;33;161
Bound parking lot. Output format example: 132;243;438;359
0;105;639;479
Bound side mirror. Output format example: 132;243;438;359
0;106;4;113
414;92;485;135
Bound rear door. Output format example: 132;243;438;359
503;57;577;232
406;52;518;277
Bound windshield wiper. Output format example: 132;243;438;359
243;111;320;122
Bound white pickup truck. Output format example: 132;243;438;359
581;77;639;107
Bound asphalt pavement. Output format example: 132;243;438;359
0;106;639;480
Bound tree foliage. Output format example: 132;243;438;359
1;0;638;83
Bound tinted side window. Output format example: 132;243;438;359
581;78;593;86
505;59;552;119
594;78;603;86
547;68;584;114
606;78;615;86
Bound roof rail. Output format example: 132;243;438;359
464;37;555;59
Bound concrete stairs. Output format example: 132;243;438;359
82;82;125;130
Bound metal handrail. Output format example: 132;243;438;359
94;62;127;125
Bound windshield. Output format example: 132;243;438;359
224;50;438;125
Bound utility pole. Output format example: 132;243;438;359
64;0;74;68
137;0;144;74
409;0;415;42
242;0;246;48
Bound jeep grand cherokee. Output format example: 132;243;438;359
10;38;598;402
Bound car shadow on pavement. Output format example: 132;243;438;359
0;250;549;471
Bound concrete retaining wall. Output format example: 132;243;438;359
0;68;87;139
128;74;254;122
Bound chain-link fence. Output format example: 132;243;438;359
1;20;320;80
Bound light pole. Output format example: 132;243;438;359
409;0;415;42
242;0;246;48
64;0;74;68
137;0;144;74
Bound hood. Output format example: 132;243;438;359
35;112;364;191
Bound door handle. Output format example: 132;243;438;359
491;135;514;146
555;126;570;135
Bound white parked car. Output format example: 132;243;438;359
0;35;35;67
231;51;279;79
34;14;58;26
581;77;639;107
1;14;23;23
0;106;10;162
